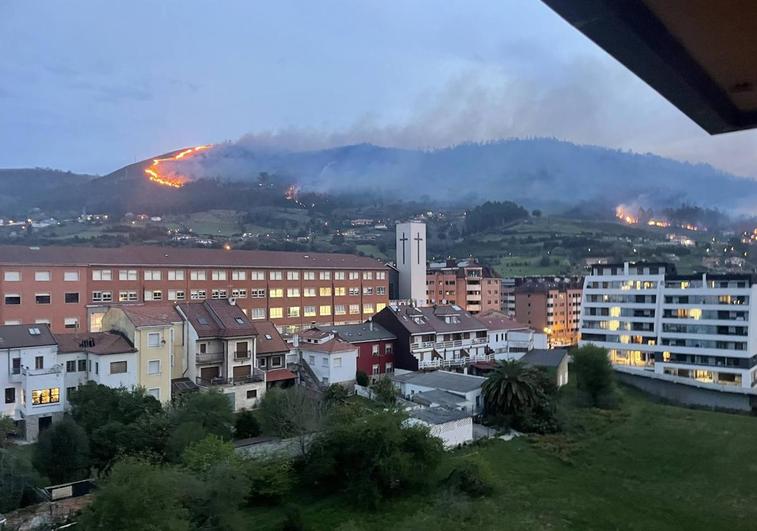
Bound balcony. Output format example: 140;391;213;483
467;294;482;302
196;351;224;365
196;368;265;387
418;353;492;370
233;350;251;361
21;365;63;377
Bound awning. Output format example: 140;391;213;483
265;368;297;382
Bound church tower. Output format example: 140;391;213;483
395;221;427;305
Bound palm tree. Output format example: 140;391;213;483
482;360;541;418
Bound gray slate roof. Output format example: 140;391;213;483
520;348;568;368
385;305;487;335
392;370;485;393
412;389;468;408
409;407;471;425
0;324;57;349
321;322;396;343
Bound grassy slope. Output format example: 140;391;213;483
246;384;757;530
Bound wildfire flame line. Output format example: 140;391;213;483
145;145;211;188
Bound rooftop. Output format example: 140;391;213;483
321;321;396;343
412;389;469;409
0;324;56;349
408;407;471;425
520;349;568;369
0;244;385;270
55;331;137;355
116;304;182;327
392;370;486;394
476;310;533;332
178;300;257;339
381;305;487;335
252;321;289;354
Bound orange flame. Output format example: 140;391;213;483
145;145;211;188
615;205;638;225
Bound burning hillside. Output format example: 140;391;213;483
615;203;715;232
145;145;212;188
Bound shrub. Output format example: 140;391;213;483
181;434;237;475
444;459;495;497
324;384;349;404
33;417;91;484
370;377;397;405
355;371;369;387
280;504;306;531
235;410;261;439
572;345;617;408
245;457;294;503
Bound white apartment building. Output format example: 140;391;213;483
296;329;358;386
580;262;757;389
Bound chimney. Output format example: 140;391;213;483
369;319;374;332
292;334;299;348
228;297;236;306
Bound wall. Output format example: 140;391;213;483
221;380;266;411
302;347;358;385
407;416;473;449
355;339;395;377
91;352;139;389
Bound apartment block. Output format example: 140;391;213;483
0;245;389;335
580;262;757;388
426;259;500;314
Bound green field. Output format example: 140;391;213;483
246;383;757;530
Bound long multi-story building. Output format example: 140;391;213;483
426;259;500;314
0;245;389;335
500;277;582;347
580;262;757;388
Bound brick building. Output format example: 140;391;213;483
319;321;396;378
0;245;389;335
426;259;500;314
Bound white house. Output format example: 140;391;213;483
297;329;358;386
0;325;65;441
406;408;473;449
476;309;548;360
391;370;486;414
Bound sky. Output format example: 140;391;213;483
1;0;757;178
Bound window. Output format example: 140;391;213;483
35;293;51;304
92;291;112;302
304;271;315;280
319;271;331;280
385;362;393;373
211;289;227;299
334;357;342;368
35;319;50;325
250;271;265;281
349;272;359;280
376;271;386;280
385;343;393;354
65;292;79;304
246;389;258;399
270;271;282;281
4;294;20;305
66;386;76;399
287;288;300;297
335;304;346;315
270;288;283;298
270;307;283;319
322;357;329;367
78;359;87;372
304;288;316;297
92;269;112;281
31;387;59;405
235;342;249;358
211;270;226;281
148;333;161;348
363;272;373;280
287;271;299;280
144;270;162;281
119;291;138;302
168;270;185;281
64;318;78;329
288;306;301;318
363;287;373;296
168;289;185;301
335;272;345;280
147;360;161;374
64;271;79;281
190;270;206;280
349;287;360;296
372;344;380;356
304;306;316;317
119;269;138;281
35;271;50;281
377;286;386;295
144;290;162;301
251;289;266;298
335;287;346;296
231;288;247;298
251;308;265;320
5;387;15;404
3;271;20;281
4;320;20;325
372;364;380;375
271;356;282;367
320;305;331;316
349;304;360;315
320;287;332;297
190;289;206;300
110;361;127;374
148;388;160;400
66;360;76;372
258;357;267;368
231;270;246;281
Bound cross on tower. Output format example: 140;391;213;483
414;232;423;264
399;232;408;264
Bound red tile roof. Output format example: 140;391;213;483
252;321;289;354
178;300;257;338
55;332;137;355
117;304;182;327
265;368;297;382
0;245;385;270
298;337;357;354
476;310;533;332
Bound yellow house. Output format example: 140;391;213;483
102;304;184;402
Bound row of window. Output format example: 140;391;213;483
267;302;385;319
4;269;387;282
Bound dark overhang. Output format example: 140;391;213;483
542;0;757;134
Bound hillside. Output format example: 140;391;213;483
0;168;95;214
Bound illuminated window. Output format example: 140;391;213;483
287;288;300;297
269;307;283;319
31;387;60;405
320;305;331;316
335;287;346;296
320;287;332;297
270;289;283;298
288;307;301;318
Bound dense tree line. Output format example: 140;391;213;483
463;201;529;234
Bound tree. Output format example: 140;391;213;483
539;255;552;267
170;390;235;440
234;410;261;439
304;410;443;506
181;435;238;475
355;371;369;387
572;344;617;408
371;377;398;405
324;384;349;405
259;387;323;456
0;415;16;447
482;360;541;419
244;457;294;503
0;448;40;513
33;417;91;484
69;383;162;437
464;201;529;234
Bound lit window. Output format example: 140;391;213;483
270;289;283;298
320;305;331;316
31;387;60;405
269;307;283;319
320;287;332;297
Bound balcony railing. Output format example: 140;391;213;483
418;353;492;369
196;369;265;387
233;350;251;361
21;364;63;377
196;352;224;365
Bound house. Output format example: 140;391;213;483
476;309;547;360
251;320;296;389
55;331;138;401
101;304;184;402
372;304;490;371
391;370;486;414
296;329;358;386
318;321;396;379
406;407;473;449
177;299;267;410
521;349;569;387
0;324;64;441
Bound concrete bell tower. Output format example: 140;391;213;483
395;221;426;305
